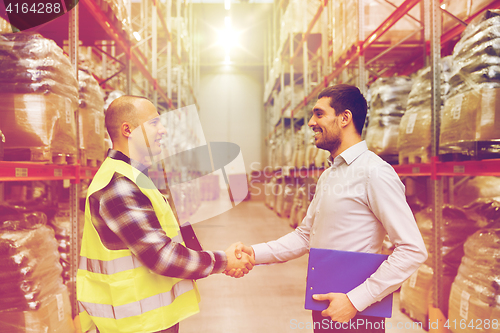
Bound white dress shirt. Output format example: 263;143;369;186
252;141;428;312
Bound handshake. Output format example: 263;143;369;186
223;242;255;278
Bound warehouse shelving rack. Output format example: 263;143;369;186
264;0;500;323
0;0;200;319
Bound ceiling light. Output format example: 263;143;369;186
218;17;239;50
225;0;230;10
133;31;141;41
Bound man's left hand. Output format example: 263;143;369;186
312;293;358;323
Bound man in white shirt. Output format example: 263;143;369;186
226;84;428;332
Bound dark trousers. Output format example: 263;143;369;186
312;311;385;333
96;323;179;333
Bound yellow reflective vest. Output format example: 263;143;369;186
77;156;200;333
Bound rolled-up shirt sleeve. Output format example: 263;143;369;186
97;175;227;280
346;164;428;312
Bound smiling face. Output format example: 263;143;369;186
308;97;342;155
128;99;166;163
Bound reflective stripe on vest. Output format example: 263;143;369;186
79;234;183;275
78;279;194;319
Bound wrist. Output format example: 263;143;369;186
212;250;228;274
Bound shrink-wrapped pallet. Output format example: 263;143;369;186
454;176;500;207
0;32;78;163
399;264;433;329
102;0;132;40
365;77;413;156
415;205;479;315
441;10;500;156
448;10;500;97
79;70;105;165
398;57;452;164
0;216;74;333
448;228;500;333
0;17;12;33
440;88;500;153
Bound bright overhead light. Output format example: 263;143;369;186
224;54;231;64
133;31;141;41
218;17;239;51
218;29;239;50
440;4;446;9
225;0;230;10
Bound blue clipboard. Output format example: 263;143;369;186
305;248;393;318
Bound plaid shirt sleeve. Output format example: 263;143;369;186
97;174;227;280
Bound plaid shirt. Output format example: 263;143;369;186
88;150;227;280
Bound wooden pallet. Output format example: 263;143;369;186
3;148;77;165
440;140;500;161
398;151;431;165
79;150;103;167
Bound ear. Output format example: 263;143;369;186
339;110;353;128
121;122;134;138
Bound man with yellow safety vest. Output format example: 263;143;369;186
77;96;254;333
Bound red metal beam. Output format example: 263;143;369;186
362;0;421;51
81;166;99;180
437;159;500;176
290;0;419;117
392;163;432;176
281;101;291;115
0;162;76;181
441;0;500;45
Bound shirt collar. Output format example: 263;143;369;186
107;149;150;177
331;141;368;167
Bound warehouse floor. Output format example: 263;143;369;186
181;200;425;333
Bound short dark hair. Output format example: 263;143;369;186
105;95;149;142
318;84;367;135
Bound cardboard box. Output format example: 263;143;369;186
0;286;75;333
440;88;500;148
0;93;77;160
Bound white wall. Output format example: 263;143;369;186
197;68;263;175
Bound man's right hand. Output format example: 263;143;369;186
223;242;255;278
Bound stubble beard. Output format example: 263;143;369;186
315;134;341;154
314;120;341;155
